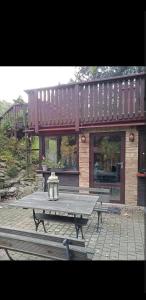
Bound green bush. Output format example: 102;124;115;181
6;165;19;178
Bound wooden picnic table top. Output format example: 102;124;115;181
9;192;99;216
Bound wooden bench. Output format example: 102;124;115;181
33;209;88;239
59;185;111;199
94;206;122;230
0;226;91;260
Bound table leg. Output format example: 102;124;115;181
74;214;84;239
5;249;14;260
33;209;47;233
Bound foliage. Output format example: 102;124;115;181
100;138;120;160
60;136;77;168
0;129;26;171
13;96;25;105
99;137;120;171
41;156;64;169
0;100;11;117
6;165;19;178
30;136;39;165
31;136;39;150
0;97;27;136
73;66;146;82
2;120;12;132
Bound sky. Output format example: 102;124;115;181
0;67;77;103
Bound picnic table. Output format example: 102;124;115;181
9;192;98;239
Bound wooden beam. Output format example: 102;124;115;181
79;122;146;129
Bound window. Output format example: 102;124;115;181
45;135;78;170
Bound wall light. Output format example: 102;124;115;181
129;133;135;142
81;135;86;143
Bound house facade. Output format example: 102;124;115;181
25;73;146;206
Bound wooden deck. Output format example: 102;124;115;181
25;73;146;133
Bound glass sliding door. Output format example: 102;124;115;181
90;132;125;203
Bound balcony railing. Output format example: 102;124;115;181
0;103;28;129
25;73;146;133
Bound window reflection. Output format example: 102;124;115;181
45;135;78;170
93;135;121;183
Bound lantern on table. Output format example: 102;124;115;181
47;172;59;200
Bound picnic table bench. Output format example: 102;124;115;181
0;226;91;260
59;186;111;230
33;209;88;239
59;186;117;231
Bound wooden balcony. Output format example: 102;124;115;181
0;103;28;130
25;73;146;133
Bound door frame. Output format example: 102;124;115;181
89;131;125;204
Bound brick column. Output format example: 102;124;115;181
79;132;89;188
125;128;138;205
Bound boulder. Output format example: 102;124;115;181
20;180;32;186
0;172;5;177
4;178;20;188
17;186;34;198
0;162;7;168
0;178;4;189
4;170;27;188
7;187;17;196
0;189;8;197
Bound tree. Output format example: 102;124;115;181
13;96;25;104
0;100;11;116
73;66;146;82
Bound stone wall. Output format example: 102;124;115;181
0;161;37;201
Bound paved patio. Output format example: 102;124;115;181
0;201;144;260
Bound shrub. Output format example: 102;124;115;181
6;165;19;178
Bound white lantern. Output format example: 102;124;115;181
47;172;59;200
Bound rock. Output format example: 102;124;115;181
19;170;26;177
0;172;5;177
19;180;25;186
17;186;34;197
123;213;130;217
7;187;17;196
4;175;10;181
0;177;4;189
23;177;34;181
4;170;27;188
0;158;7;162
0;189;8;197
0;162;6;168
4;178;21;188
18;186;25;193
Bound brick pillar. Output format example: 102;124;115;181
125;128;138;205
79;132;89;188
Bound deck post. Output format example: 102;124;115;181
75;84;79;132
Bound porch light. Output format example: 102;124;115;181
47;172;59;200
129;133;135;142
81;135;86;143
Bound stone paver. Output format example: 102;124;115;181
0;202;144;260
